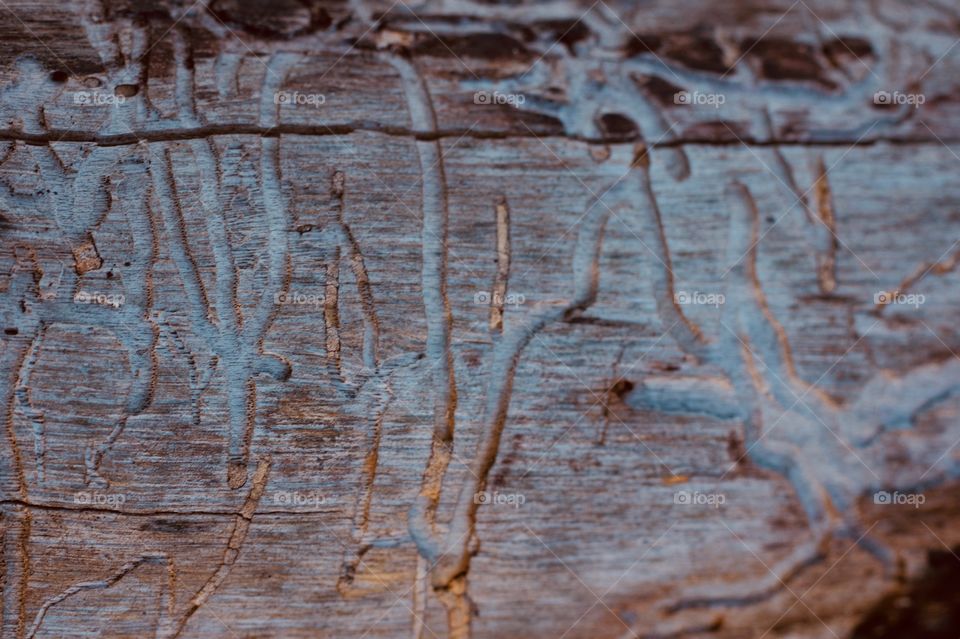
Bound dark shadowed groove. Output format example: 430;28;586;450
642;183;829;623
0;126;953;147
337;383;392;594
1;262;39;639
248;52;298;346
147;144;216;336
651;179;960;623
429;185;616;639
627;162;711;360
331;170;381;369
85;149;160;485
323;247;343;379
386;51;457;567
25;554;174;639
725;182;839;422
252;134;293;344
168;458;271;638
811;155;838;294
22;460;271;639
488;197;510;333
13;328;47;484
148;142;259;489
850;356;960;438
874;245;960;315
190;137;242;337
760;110;837;294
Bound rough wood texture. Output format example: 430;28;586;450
2;1;960;637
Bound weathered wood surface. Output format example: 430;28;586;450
1;1;960;637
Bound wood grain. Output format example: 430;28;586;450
1;1;960;637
